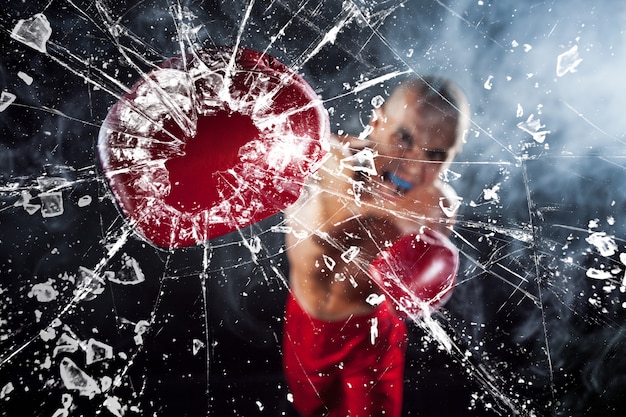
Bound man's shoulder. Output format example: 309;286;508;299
310;136;355;189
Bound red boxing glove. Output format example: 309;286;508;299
98;46;329;248
369;228;459;319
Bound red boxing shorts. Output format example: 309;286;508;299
282;294;408;417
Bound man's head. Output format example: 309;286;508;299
367;75;469;193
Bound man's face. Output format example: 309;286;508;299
367;91;459;196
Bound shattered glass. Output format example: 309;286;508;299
1;1;626;416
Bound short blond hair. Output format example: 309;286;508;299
391;75;470;151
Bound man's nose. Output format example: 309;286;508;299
402;159;425;178
403;146;428;164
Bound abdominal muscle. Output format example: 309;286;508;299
286;233;382;321
284;183;402;321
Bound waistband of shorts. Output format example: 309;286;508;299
286;291;391;330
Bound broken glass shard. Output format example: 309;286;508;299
366;293;386;307
103;396;124;417
370;95;385;108
556;44;583;77
37;176;69;191
59;357;101;397
75;267;107;301
270;225;292;234
61;393;72;409
483;75;494;90
0;92;16;112
586;268;612;280
100;376;112;392
322;254;336;271
108;255;145;285
77;195;92;207
50;393;72;417
439;195;463;218
53;333;79;357
192;339;205;355
17;71;33;85
28;280;59;302
14;191;40;215
85;338;113;365
248;236;262;254
517;114;550;143
10;13;52;53
133;320;150;345
51;408;69;417
340;246;360;263
340;148;377;176
24;203;41;215
39;326;56;342
440;169;462;183
0;382;14;399
370;317;379;344
585;232;617;257
40;191;64;218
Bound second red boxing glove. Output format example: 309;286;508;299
369;228;459;319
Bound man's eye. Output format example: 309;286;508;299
424;149;448;161
395;132;413;147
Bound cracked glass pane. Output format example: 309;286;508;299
1;1;625;416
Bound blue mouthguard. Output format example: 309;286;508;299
386;172;414;191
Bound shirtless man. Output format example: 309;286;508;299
282;76;470;417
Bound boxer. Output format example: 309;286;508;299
99;47;468;416
283;76;469;417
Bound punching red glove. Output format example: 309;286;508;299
369;228;459;319
98;46;329;248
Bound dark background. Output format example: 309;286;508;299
1;1;626;416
